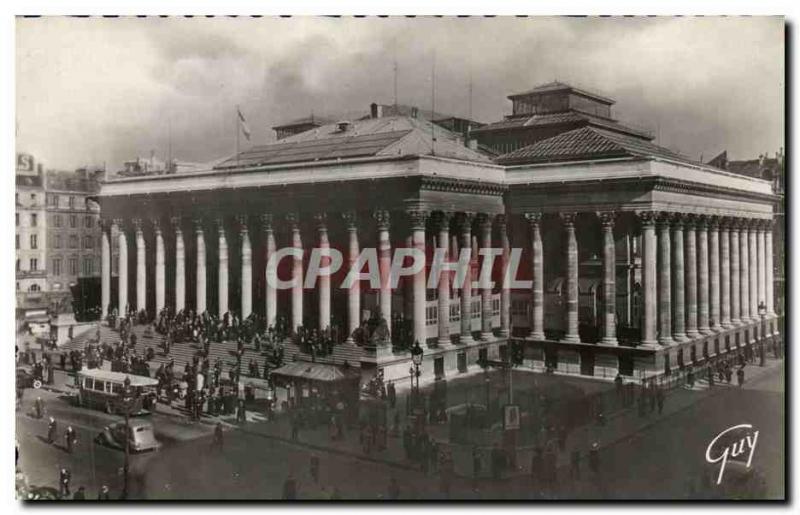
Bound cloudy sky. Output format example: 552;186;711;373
16;16;784;171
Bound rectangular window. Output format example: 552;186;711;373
30;234;37;249
69;235;78;248
53;258;62;275
85;216;93;228
15;213;18;226
84;235;93;249
69;257;78;275
16;259;20;271
54;215;62;228
30;258;38;271
70;215;77;228
83;257;93;276
15;234;19;249
54;234;61;248
31;213;37;227
69;196;75;208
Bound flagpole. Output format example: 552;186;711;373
236;105;240;168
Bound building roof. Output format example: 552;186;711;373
471;110;654;140
270;361;358;383
272;116;331;130
496;126;693;166
507;81;616;104
215;115;491;169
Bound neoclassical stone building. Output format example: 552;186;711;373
96;83;780;385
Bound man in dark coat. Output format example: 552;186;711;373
282;474;297;500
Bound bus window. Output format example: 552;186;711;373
111;383;122;394
105;382;113;394
83;378;93;390
94;380;106;392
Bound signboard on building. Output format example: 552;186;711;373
16;153;35;173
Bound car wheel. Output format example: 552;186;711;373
32;379;42;389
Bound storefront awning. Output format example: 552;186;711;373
271;361;358;383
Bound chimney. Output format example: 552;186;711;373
370;103;383;119
336;120;352;132
410;107;418;119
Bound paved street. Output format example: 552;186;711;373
17;352;784;500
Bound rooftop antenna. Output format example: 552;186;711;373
468;67;473;121
431;48;436;156
167;115;172;171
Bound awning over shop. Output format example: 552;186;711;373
271;361;358;383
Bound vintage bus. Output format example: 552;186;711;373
75;369;158;416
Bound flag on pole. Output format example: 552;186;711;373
237;107;251;141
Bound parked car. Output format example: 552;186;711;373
95;420;161;453
16;367;42;390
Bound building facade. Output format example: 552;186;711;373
16;153;48;312
96;83;781;386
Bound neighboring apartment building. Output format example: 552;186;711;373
45;167;105;318
16;153;48;315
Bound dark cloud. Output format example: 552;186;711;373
16;16;784;171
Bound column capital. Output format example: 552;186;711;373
235;214;249;234
682;213;699;230
524;212;543;226
314;212;328;231
260;213;274;232
170;216;183;233
285;212;300;230
559;211;578;226
596;211;617;228
131;218;144;232
151;217;163;234
99;218;113;232
193;217;205;234
373;209;390;230
707;215;721;230
406;208;429;231
757;219;772;231
494;213;507;228
111;218;125;230
215;217;226;234
455;212;475;232
341;210;358;230
635;210;657;227
475;212;492;230
432;211;452;231
695;214;710;230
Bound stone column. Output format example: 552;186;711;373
697;216;711;335
100;220;111;318
638;211;658;347
599;212;618;345
261;215;277;329
709;217;721;332
765;221;775;318
342;211;360;343
116;219;128;314
457;212;475;344
671;215;688;341
477;213;494;341
497;215;511;338
195;219;207;314
154;219;166;313
657;213;673;345
408;208;428;346
374;210;392;334
561;212;580;344
172;218;186;313
287;213;303;332
748;221;758;323
217;218;229;318
315;213;331;332
730;222;741;326
238;215;252;318
134;218;146;314
720;219;732;329
757;221;766;317
739;221;750;323
684;216;700;339
525;213;545;340
435;212;453;346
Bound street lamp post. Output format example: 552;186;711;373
120;375;134;499
758;302;767;367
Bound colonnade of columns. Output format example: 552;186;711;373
99;209;512;349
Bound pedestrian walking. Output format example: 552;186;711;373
737;367;745;387
212;422;224;451
387;476;400;500
589;442;600;476
73;486;86;500
98;485;110;500
59;468;71;498
472;446;482;479
656;388;665;415
47;417;57;444
65;426;76;454
34;397;44;419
